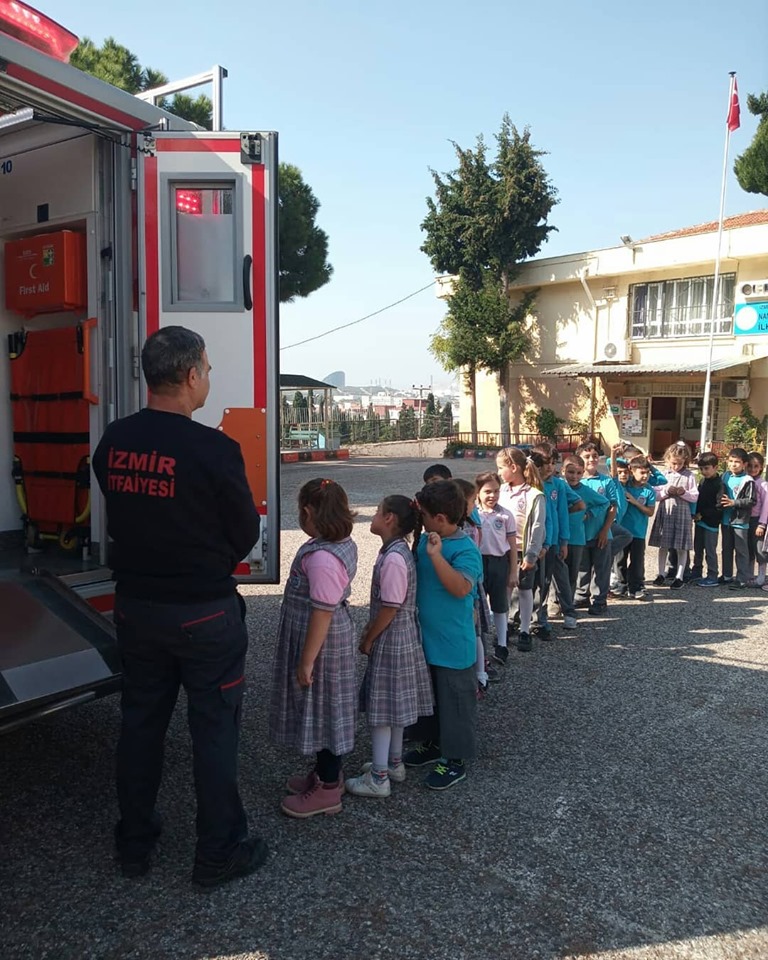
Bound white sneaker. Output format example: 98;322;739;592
346;769;391;797
562;615;578;630
362;761;406;783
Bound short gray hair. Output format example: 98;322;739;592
141;326;206;391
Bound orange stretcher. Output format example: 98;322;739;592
9;321;97;550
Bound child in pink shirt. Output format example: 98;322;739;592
269;478;358;818
475;471;517;660
346;495;433;798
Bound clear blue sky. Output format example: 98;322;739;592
44;0;768;388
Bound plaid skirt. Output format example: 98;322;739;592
269;600;357;756
359;616;433;727
648;500;693;552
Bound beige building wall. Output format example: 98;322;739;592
450;217;768;452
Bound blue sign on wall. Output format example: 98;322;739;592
734;301;768;336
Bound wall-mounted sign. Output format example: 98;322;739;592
610;403;621;415
734;301;768;336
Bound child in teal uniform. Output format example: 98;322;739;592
562;454;610;600
720;448;757;588
616;457;656;599
531;442;583;634
404;480;483;790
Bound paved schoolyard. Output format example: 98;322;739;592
2;457;768;960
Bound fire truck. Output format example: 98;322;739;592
0;3;280;731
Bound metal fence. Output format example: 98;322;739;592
281;409;454;448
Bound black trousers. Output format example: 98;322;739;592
114;592;248;863
617;538;647;593
409;664;477;761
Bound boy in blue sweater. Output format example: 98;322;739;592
531;443;584;634
562;454;610;601
616;456;657;599
573;442;619;615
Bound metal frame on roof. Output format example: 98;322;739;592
540;356;753;378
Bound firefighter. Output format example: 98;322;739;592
93;326;266;887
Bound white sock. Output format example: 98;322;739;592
676;563;686;581
493;612;508;647
371;725;391;773
519;590;534;633
658;549;668;577
389;726;404;766
475;636;488;681
757;564;766;586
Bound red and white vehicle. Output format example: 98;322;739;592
0;4;280;731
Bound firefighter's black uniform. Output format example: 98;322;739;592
93;407;261;876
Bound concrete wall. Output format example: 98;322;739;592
347;438;448;459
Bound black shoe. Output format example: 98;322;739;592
718;576;734;585
670;578;683;590
424;759;466;791
115;814;161;879
728;579;747;590
404;741;443;768
534;624;554;641
492;643;509;664
588;604;607;616
517;631;532;652
485;662;501;683
652;575;666;586
120;855;151;879
573;598;590;609
192;836;269;889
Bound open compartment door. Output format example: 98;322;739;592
137;131;280;583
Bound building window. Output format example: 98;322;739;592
630;273;735;340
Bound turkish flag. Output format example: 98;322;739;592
727;78;740;132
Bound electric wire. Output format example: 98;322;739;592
280;282;435;350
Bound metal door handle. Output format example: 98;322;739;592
243;254;253;310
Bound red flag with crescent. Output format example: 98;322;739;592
727;78;740;132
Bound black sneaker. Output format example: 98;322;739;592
652;575;666;586
485;662;501;683
728;579;747;590
573;598;590;609
192;836;269;889
670;578;683;590
535;624;554;641
477;679;488;701
588;604;607;616
404;741;443;768
492;643;509;664
718;576;734;585
424;760;466;791
517;631;532;652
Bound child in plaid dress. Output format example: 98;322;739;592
269;478;358;819
649;442;698;589
346;496;433;799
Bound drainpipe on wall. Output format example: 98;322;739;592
578;269;599;438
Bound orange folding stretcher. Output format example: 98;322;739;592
9;321;97;550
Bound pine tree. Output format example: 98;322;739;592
421;115;558;444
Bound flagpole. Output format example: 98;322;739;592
699;72;737;456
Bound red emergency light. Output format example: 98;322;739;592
0;1;79;62
176;190;202;215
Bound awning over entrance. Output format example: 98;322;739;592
540;356;751;378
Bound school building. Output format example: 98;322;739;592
441;210;768;457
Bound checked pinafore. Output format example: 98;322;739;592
269;537;358;755
360;538;433;727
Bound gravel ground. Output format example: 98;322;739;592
2;456;768;960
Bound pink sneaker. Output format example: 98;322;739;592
286;768;344;795
281;773;343;819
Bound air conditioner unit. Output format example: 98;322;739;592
738;280;768;299
721;379;750;400
599;339;631;362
